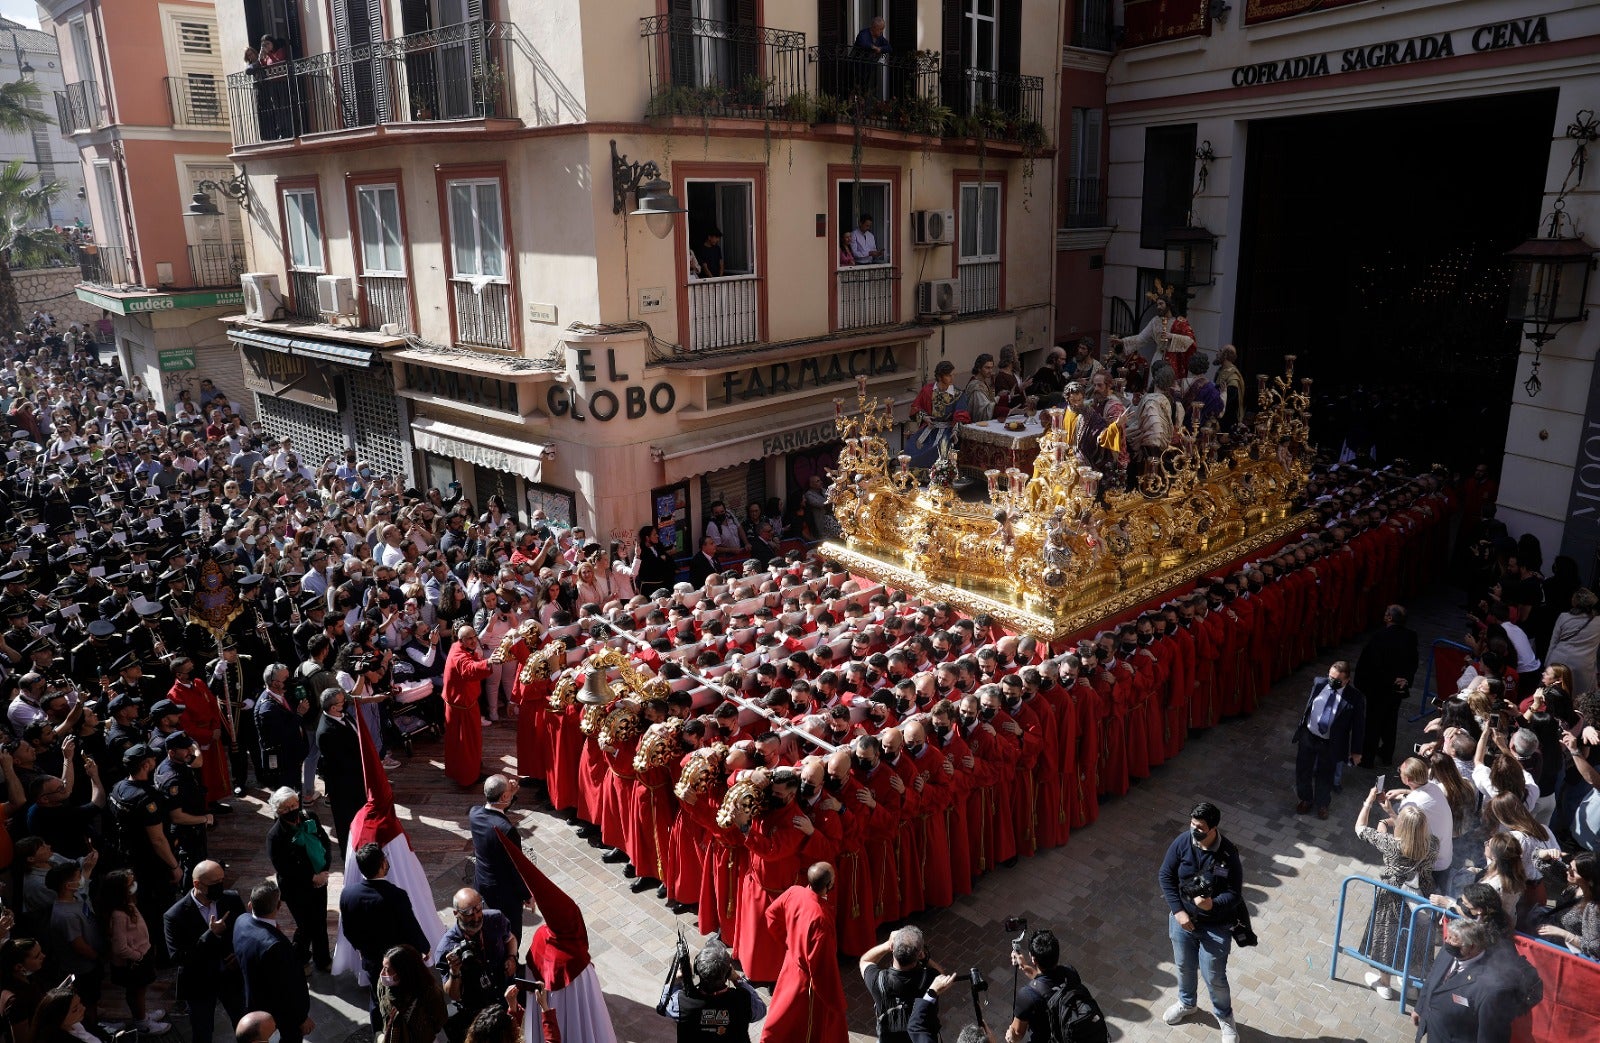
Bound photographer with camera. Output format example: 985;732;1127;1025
1001;927;1105;1043
661;939;767;1041
432;887;518;1043
861;926;951;1043
1158;801;1244;1042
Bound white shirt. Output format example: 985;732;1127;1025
848;227;880;264
1400;781;1454;872
1501;621;1541;674
1471;762;1540;814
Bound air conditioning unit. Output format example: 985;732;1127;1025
911;208;955;246
917;278;959;317
316;275;358;320
240;273;282;321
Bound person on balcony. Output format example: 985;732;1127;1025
852;16;891;99
848;215;884;266
837;232;856;268
692;228;725;279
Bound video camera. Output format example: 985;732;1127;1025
1180;876;1215;901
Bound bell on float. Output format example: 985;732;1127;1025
577;667;613;706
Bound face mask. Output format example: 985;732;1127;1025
1329;679;1342;690
1003;696;1021;714
852;754;875;775
379;974;398;988
954;678;971;693
823;775;844;793
1440;942;1462;960
799;781;817;802
935;681;952;696
1138;632;1153;646
1192;827;1209;845
959;713;977;729
979;706;997;721
905;741;924;758
897;697;913;715
205;882;226;901
279;808;302;823
869;712;887;726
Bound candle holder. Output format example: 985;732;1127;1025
984;468;1001;501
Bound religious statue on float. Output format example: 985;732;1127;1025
904;360;972;470
1111;280;1197;375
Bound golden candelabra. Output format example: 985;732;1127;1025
821;362;1316;640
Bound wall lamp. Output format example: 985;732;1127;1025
611;140;684;239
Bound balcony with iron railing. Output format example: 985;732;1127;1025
943;68;1046;145
687;274;760;351
1063;176;1106;228
957;259;1000;314
451;278;512;350
54;80;103;134
1071;0;1117;52
167;76;226;127
188;242;247;288
77;244;130;287
641;15;807;121
807;47;942;131
287;270;322;320
836;265;897;330
227;21;523;147
362;274;412;332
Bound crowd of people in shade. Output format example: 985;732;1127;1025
0;299;1590;1043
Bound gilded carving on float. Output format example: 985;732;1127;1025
820;359;1317;640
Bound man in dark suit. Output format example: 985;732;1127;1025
233;883;312;1043
163;860;246;1043
470;773;532;943
314;688;362;854
254;663;310;792
1292;659;1365;819
1412;917;1535;1042
339;842;429;1031
687;536;720;589
1355;603;1420;767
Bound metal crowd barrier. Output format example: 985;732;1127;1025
1409;638;1473;723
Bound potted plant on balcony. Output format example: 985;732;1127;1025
777;91;815;123
732;74;773;115
475;59;507;118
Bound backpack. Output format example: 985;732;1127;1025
1035;972;1109;1043
869;968;931;1043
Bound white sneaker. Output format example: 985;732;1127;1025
381;756;401;770
1218;1015;1240;1042
480;717;494;726
1163;1002;1198;1025
1374;984;1398;1001
1364;970;1382;988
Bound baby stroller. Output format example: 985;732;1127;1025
387;660;444;754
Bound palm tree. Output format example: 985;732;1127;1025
0;80;55;333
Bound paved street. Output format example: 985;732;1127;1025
157;587;1466;1043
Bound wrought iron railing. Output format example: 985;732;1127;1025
451;278;512;349
226;21;521;146
362;274;411;332
943;67;1045;144
1071;0;1117;52
957;259;1000;315
54;80;103;133
641;15;807;121
187;242;246;288
287;270;322;320
166;76;226;126
687;274;759;350
809;47;941;131
836;266;897;329
77;244;130;287
1064;176;1106;228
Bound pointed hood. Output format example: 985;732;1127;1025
496;828;591;987
348;704;402;848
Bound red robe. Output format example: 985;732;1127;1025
1092;668;1127;798
830;777;879;955
1069;678;1100;826
733;802;808;982
629;759;676;884
857;762;903;925
1162;629;1195;761
931;730;974;899
1135;646;1167;770
1004;704;1044;858
546;704;584;813
171;677;229;803
667;754;710;906
907;743;954;908
759;885;848;1043
599;737;639;854
442;645;492;787
1190;611;1223;730
1229;596;1260;715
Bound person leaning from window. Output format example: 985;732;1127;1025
855;15;890;58
850;214;885;265
1004;929;1081;1043
693;228;724;279
662;939;766;1042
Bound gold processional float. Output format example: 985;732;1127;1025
818;359;1318;641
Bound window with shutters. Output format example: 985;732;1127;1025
163;11;223;127
1066;108;1105;228
1140;123;1197;251
957;180;1002;314
679;167;764;351
441;170;514;350
353;178;412;332
833;170;898;330
185;162;246;287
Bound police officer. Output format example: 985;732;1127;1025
153;731;213;875
111;743;181;958
108;652;161;707
147;699;186;751
103;692;145;783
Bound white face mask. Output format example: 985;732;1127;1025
266;1031;280;1043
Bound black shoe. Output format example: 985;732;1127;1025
1000;856;1019;869
601;848;628;863
623;863;637;879
656;884;668;900
210;802;233;815
630;876;659;893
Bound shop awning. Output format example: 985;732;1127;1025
226;328;376;367
650;393;913;485
389;346;556;379
411;416;551;484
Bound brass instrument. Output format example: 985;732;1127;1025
674;743;727;800
597;703;641;749
715;771;770;829
633;718;684;772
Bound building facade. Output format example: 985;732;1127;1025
1055;0;1112;350
1101;0;1600;568
215;0;1064;549
0;17;88;229
41;0;248;416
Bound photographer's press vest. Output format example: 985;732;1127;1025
676;985;754;1042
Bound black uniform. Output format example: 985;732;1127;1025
154;757;208;872
110;775;178;957
103;722;142;783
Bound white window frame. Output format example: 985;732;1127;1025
68;18;94;83
838;178;892;270
686;177;756;279
964;0;998;73
282;188;324;273
445;178;507;281
356;183;406;277
958;182;1001;263
93;162;121;247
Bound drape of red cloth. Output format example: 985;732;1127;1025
1512;937;1600;1043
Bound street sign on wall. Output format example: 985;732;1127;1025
158;348;196;372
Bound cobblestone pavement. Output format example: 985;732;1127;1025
158;587;1468;1043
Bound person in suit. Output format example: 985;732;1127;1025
1292;660;1365;819
233;883;312;1043
1411;916;1535;1042
163;860;246;1043
265;786;335;971
687;536;720;589
469;774;533;944
234;1012;276;1043
313;687;362;854
1355;603;1420;767
338;842;429;1032
253;663;309;792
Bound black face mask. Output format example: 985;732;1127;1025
1191;827;1209;845
905;741;924;758
1329;679;1343;690
979;706;997;721
959;714;977;729
1003;696;1021;714
897;697;913;715
792;699;810;712
205;881;227;901
935;681;952;696
279;808;302;824
1120;641;1138;654
1248;581;1262;594
1440;942;1462;960
1138;632;1153;646
853;755;877;775
823;775;844;793
954;678;971;693
799;781;817;802
995;655;1011;668
1223;589;1237;602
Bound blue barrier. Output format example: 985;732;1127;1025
1409;638;1473;723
